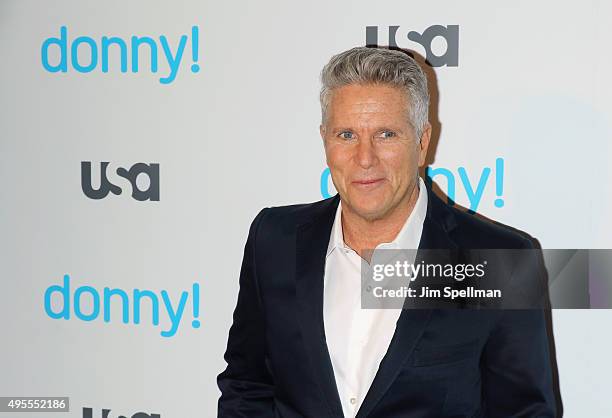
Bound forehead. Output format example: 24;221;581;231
327;83;409;122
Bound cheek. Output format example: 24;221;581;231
325;143;341;165
379;146;418;180
326;145;351;171
325;146;349;187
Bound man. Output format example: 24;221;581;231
218;47;557;417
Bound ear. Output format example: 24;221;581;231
320;124;327;146
418;123;432;167
320;124;331;167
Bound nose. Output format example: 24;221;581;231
355;138;378;169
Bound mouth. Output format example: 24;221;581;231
352;178;385;188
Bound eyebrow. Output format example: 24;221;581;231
329;126;406;133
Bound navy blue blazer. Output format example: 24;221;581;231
218;185;558;417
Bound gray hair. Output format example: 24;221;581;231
320;46;430;139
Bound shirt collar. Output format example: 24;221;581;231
326;176;428;258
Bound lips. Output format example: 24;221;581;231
352;178;384;186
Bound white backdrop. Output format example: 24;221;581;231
1;1;611;416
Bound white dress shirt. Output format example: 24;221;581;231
323;176;428;418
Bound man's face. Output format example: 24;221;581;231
321;83;431;222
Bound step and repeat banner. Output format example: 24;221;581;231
1;1;611;417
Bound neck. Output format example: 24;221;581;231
341;182;421;258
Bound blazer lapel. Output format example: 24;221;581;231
295;195;345;418
356;185;458;418
355;308;433;418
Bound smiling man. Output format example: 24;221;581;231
217;47;558;417
320;81;427;254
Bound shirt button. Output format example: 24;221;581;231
350;397;357;405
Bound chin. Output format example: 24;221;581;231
348;201;389;222
356;210;386;222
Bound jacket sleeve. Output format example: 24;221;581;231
481;241;558;417
217;208;275;417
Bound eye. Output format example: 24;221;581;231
379;130;397;139
338;131;355;140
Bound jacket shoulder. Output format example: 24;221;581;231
447;203;536;249
256;195;338;235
